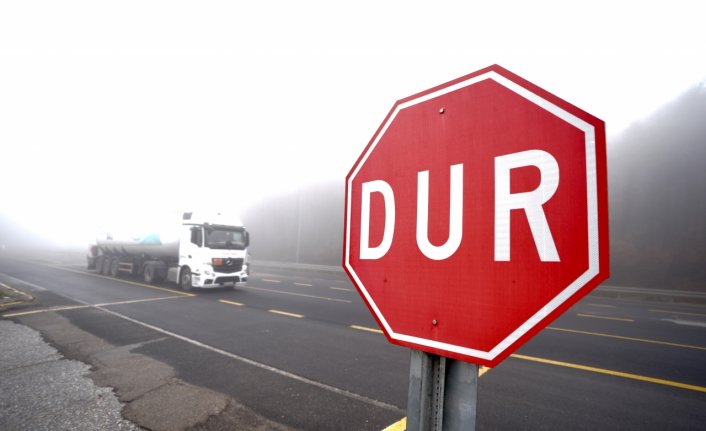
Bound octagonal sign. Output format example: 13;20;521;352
343;64;609;367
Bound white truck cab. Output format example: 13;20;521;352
174;212;250;289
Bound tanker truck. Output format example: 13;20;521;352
87;211;250;290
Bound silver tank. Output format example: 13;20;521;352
96;230;180;260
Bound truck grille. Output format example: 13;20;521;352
214;258;243;273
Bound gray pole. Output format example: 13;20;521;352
406;349;478;431
295;191;302;264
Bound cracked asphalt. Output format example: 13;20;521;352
0;319;141;431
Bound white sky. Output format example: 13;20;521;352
1;1;705;246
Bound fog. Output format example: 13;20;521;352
241;81;706;290
608;83;706;290
1;2;705;290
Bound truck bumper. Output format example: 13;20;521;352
192;272;248;288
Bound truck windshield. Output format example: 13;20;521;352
204;226;247;250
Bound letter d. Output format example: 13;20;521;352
360;180;395;260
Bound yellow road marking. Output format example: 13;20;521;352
295;282;313;287
46;265;195;297
269;309;304;318
649;309;706;318
262;279;281;283
3;304;90;317
0;301;24;307
479;366;491;377
577;313;634;322
219;299;244;306
587;303;616;308
383;417;406;431
548;326;706;351
1;295;187;317
0;282;33;299
93;296;186;307
242;285;352;303
350;325;383;334
511;353;706;394
330;287;353;292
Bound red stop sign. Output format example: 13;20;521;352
343;65;609;367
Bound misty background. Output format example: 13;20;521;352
1;2;705;292
239;82;706;291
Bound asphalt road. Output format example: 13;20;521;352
1;252;705;430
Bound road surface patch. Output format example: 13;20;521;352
92;305;404;414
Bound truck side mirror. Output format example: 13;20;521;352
245;232;250;248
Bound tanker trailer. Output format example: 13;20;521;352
88;212;249;290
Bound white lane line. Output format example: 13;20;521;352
94;305;403;414
350;325;382;334
219;299;244;307
294;282;313;287
330;287;353;292
269;309;304;318
577;313;634;322
262;279;281;283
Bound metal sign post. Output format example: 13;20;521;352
407;350;478;431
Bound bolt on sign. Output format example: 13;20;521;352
343;64;609;367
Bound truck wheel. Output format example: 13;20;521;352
179;266;193;291
102;257;111;275
144;264;155;284
109;257;120;277
95;256;105;274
